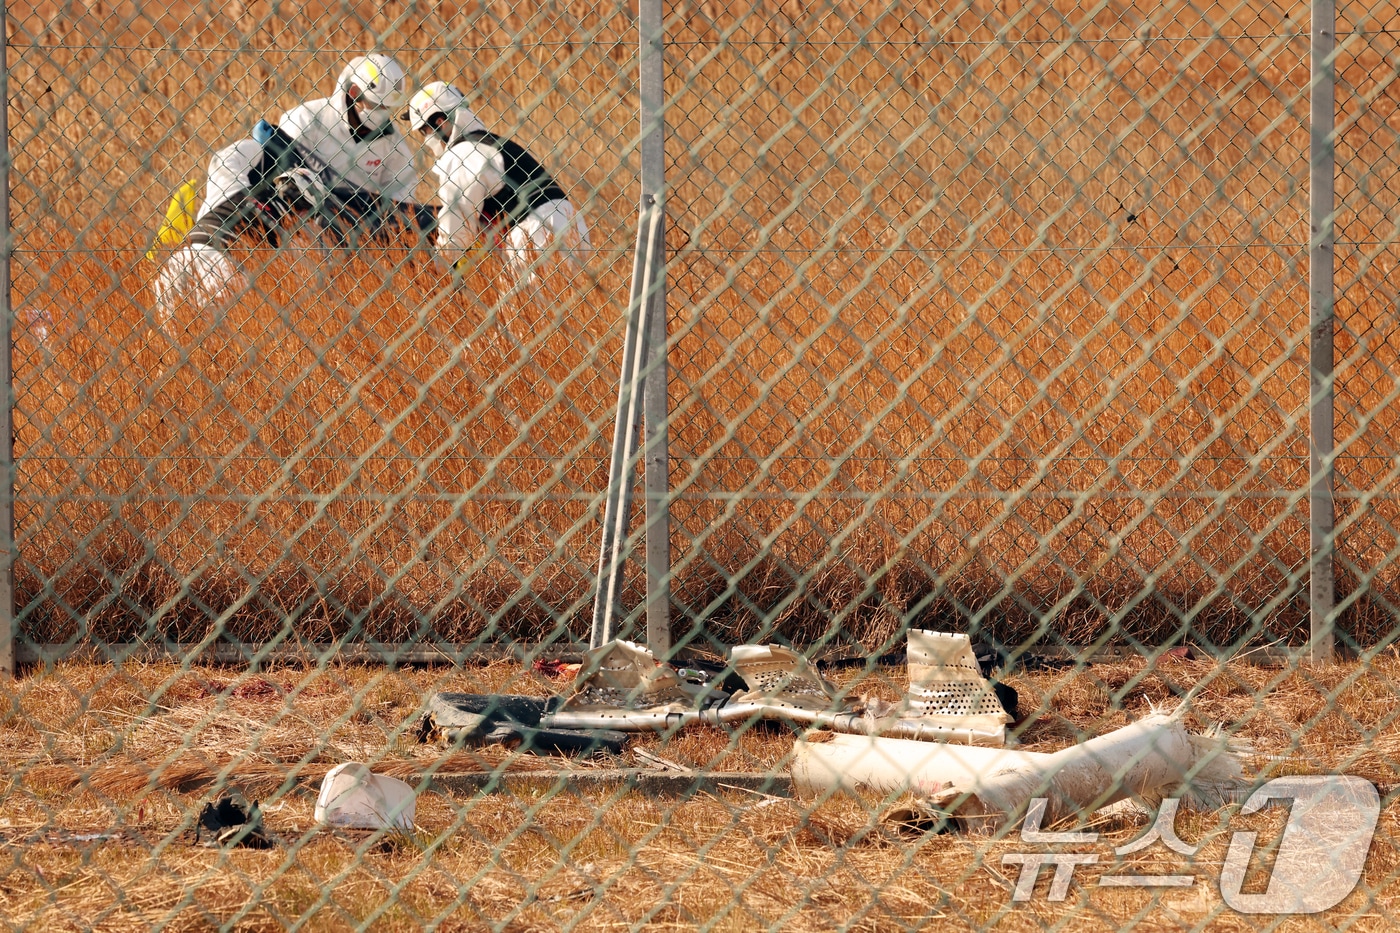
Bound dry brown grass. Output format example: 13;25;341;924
6;0;1400;647
3;655;1400;929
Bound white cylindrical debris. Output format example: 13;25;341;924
927;712;1243;833
792;710;1245;834
792;732;1039;797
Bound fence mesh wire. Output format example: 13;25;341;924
3;0;1400;929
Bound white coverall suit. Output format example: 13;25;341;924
431;130;591;286
196;96;420;224
155;66;427;322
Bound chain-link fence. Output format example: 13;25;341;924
3;0;1400;929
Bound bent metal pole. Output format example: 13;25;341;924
591;203;661;648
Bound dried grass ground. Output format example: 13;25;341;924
3;654;1400;930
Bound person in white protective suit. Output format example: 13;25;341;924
402;81;591;287
154;53;433;318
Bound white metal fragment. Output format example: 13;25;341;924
791;732;1034;797
899;629;1012;744
923;709;1245;833
562;639;692;711
792;709;1246;835
546;640;700;730
314;762;416;831
729;644;840;713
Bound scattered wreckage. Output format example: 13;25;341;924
233;632;1248;842
420;630;1017;751
416;630;1250;834
51;631;1252;850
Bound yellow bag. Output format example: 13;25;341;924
145;179;200;261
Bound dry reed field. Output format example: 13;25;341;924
6;0;1400;648
10;2;1400;930
3;653;1400;929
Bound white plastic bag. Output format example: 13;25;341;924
153;243;245;335
314;762;416;831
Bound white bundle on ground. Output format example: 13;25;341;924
314;762;416;831
924;708;1245;833
795;728;1036;795
153;243;245;331
792;733;1037;797
793;708;1245;834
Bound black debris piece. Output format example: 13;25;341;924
192;795;274;849
992;681;1020;723
420;692;626;757
484;723;630;756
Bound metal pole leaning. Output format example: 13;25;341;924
1309;0;1336;664
591;0;670;652
638;0;670;655
0;0;14;677
590;203;662;648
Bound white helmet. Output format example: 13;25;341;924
403;80;486;140
337;54;409;130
